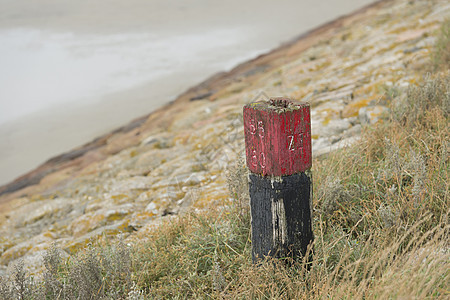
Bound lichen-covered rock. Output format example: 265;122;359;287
359;105;390;125
11;197;77;229
63;220;132;254
0;231;56;265
69;203;135;237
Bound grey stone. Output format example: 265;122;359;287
343;124;362;138
359;106;389;125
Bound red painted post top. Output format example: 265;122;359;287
243;98;311;176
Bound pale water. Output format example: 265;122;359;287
0;28;258;124
0;0;375;186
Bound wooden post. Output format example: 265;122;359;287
243;98;313;262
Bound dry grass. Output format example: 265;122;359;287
128;73;449;299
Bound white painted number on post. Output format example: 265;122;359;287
288;135;294;151
251;149;257;167
258;121;264;138
260;152;266;168
249;119;256;135
248;119;266;168
248;119;264;137
287;133;304;151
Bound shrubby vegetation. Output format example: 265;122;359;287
1;18;448;300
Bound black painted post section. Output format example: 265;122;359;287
249;173;313;261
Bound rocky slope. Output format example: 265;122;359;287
0;0;448;275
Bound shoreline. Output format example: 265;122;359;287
0;0;387;198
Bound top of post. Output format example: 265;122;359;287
245;97;309;114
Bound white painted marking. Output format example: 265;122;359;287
288;135;294;151
260;152;266;168
272;198;287;246
258;121;264;138
298;133;304;148
251;149;257;167
249;119;256;135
